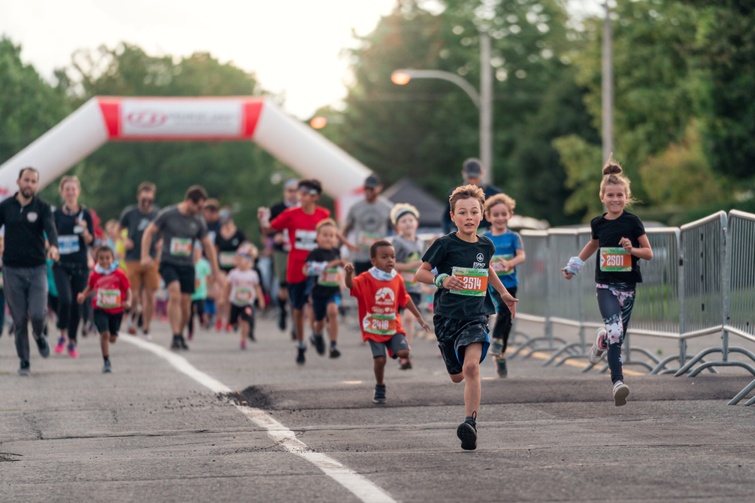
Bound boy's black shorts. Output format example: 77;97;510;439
230;304;254;325
433;314;490;375
93;309;123;336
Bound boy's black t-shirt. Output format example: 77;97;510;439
305;247;341;298
590;211;646;284
422;233;496;319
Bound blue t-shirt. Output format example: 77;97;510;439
483;229;523;289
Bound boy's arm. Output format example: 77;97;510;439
394;259;423;272
489;267;518;318
414;262;436;285
344;262;355;289
415;262;464;290
504;249;526;269
123;285;133;310
76;286;92;304
405;297;431;332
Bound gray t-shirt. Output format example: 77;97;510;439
119;204;160;261
392;235;425;294
152;205;208;266
346;197;393;262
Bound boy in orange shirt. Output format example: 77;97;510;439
345;240;430;404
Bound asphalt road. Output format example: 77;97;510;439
1;314;753;503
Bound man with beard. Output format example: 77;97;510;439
0;167;59;375
141;186;220;350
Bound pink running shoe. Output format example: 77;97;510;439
67;343;79;358
54;337;66;354
240;339;247;350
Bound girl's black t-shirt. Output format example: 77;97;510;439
422;233;496;320
305;247;341;298
590;211;646;284
54;207;94;266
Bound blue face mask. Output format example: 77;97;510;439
95;263;118;275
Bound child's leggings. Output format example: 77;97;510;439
596;283;636;384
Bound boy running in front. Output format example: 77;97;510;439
415;185;518;450
345;240;430;404
77;246;132;373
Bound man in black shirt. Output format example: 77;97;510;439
0;167;59;375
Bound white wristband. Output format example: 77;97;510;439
564;256;585;275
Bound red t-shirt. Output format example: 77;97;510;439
270;206;330;284
349;271;409;343
87;269;131;314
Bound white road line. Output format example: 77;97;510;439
122;334;396;503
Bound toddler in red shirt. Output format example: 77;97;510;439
77;246;132;373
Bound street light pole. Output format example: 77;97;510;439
602;1;614;163
391;31;494;185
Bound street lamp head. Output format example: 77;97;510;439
309;116;328;129
391;70;412;86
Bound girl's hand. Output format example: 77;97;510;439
619;237;632;253
562;268;573;280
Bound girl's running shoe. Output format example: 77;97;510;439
54;337;66;354
67;342;79;358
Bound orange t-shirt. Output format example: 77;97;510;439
349;272;409;343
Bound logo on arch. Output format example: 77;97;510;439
125;110;168;128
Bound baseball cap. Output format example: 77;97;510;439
284;178;299;190
462;158;483;178
364;174;382;189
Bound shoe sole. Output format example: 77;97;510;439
372;398;386;404
614;386;629;406
457;422;477;450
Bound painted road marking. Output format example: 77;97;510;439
123;334;396;503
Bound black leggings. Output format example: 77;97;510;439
596;285;636;384
53;263;89;343
491;287;517;355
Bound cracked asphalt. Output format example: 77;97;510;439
1;315;753;502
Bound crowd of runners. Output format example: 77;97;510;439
1;155;652;450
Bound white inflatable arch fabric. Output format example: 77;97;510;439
0;97;371;199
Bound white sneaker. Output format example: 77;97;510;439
613;380;629;406
588;328;608;364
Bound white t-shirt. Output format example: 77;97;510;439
227;268;260;307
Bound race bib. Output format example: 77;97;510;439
357;231;381;250
294;229;317;251
58;235;81;255
318;267;341;287
363;312;397;336
233;287;254;305
170;238;192;257
400;269;418;288
450;266;489;297
600;247;632;272
219;251;236;268
96;289;121;309
491;254;514;276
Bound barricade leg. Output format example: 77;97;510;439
728;379;755;406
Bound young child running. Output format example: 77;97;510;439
562;157;653;406
345;240;430;404
188;244;212;340
415;185;518;451
483;194;525;378
390;203;425;370
226;246;265;349
304;219;345;358
77;246;132;373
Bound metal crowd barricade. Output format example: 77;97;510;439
723;210;755;405
508;230;565;358
674;211;755;382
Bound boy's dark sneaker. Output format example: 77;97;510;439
103;360;112;373
310;334;326;355
35;335;50;358
296;346;306;365
373;384;386;404
457;416;477;450
496;357;508;378
329;347;341;358
179;336;189;350
170;336;181;350
399;357;412;370
18;360;30;376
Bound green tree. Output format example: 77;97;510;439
0;37;70;174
